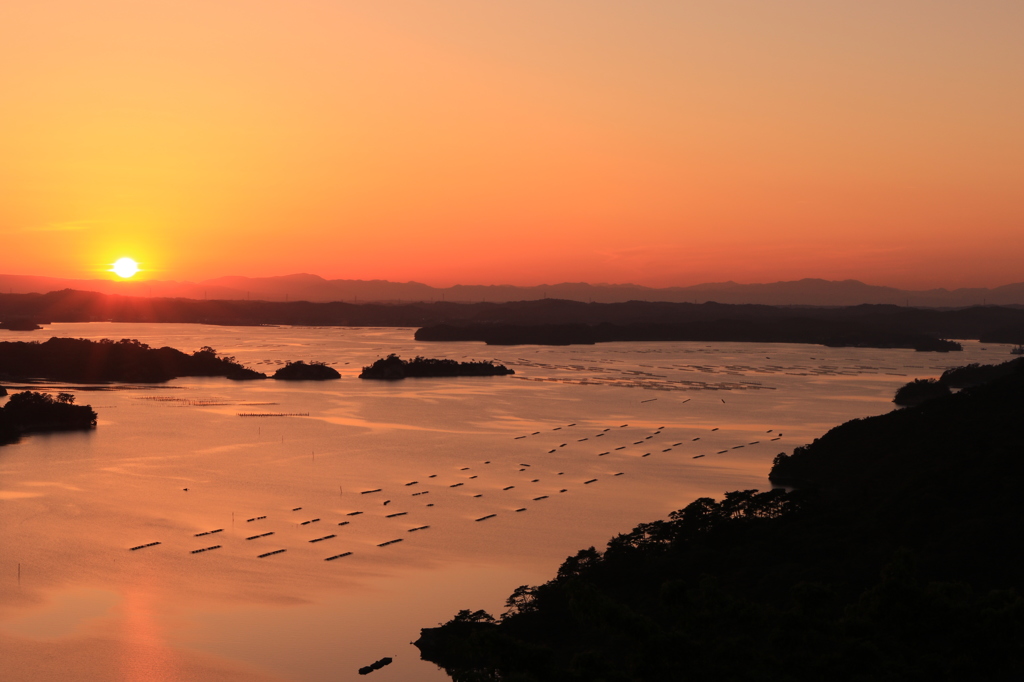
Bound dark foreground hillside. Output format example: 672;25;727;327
416;361;1024;681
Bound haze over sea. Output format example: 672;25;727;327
0;323;1009;681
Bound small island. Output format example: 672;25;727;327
0;391;97;445
272;361;341;381
359;354;514;380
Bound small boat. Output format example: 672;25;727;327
1012;344;1024;355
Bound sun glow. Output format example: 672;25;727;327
111;258;140;279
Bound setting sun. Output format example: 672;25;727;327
111;258;140;279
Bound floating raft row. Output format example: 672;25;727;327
238;412;309;417
475;514;496;522
663;448;672;452
346;511;363;516
449;483;464;488
377;538;403;547
361;489;382;494
385;511;408;518
309;535;336;543
246;515;267;522
533;495;549;501
408;525;430;532
411;491;429;496
642;453;651;457
258;549;287;558
693;455;706;459
405;481;418;486
460;467;470;471
194;528;224;537
191;545;221;554
292;507;302;511
246;532;274;540
615;446;626;450
502;486;514;491
515;507;527;512
300;518;320;525
325;552;352;561
584;478;598;484
129;542;161;551
614;472;624;476
337;521;350;526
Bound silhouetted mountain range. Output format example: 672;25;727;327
3;273;1024;306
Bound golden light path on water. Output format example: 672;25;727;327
0;324;1008;681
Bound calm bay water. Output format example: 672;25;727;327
0;324;1006;681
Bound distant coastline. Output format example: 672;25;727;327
3;290;1024;350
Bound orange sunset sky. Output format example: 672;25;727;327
2;1;1022;289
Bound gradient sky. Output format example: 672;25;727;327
2;1;1022;289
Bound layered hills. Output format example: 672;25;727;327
3;273;1024;306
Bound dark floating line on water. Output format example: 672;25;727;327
377;538;403;547
567;423;576;426
519;463;531;467
620;424;628;427
614;472;624;476
533;495;548;501
460;467;470;471
595;433;604;437
578;438;588;441
238;412;309;417
640;398;657;403
473;494;482;498
711;427;719;431
469;475;478;479
502;486;514;491
405;481;418;486
246;532;274;540
325;552;352;561
385;512;408;518
663;448;672;452
559;489;567;493
347;511;364;516
408;525;430;532
300;518;321;525
615;446;626;451
428;474;437;478
292;507;302;511
450;482;464;488
514;436;526;439
191;545;222;554
338;521;350;526
194;529;224;537
476;514;496;521
309;535;336;543
531;479;539;482
548;449;556;453
584;478;598;484
129;542;161;551
552;427;561;430
412;490;429;496
749;441;760;445
634;441;644;445
693;454;706;459
515;508;527;512
246;515;267;522
532;431;540;435
717;450;728;454
642;453;651;457
598;451;609;456
361;489;382;494
258;549;286;558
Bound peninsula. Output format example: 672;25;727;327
416;357;1024;680
0;337;266;383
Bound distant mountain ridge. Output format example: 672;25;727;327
2;272;1023;307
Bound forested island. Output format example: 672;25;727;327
0;391;97;445
0;337;265;383
272;361;341;381
359;354;514;380
416;322;965;350
416;358;1024;680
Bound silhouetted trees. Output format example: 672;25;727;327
0;391;97;444
0;337;265;382
417;358;1024;680
272;361;340;381
359;354;514;380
